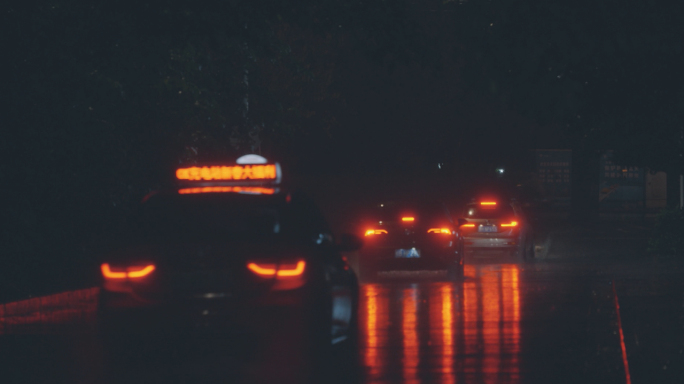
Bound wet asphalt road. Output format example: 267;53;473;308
2;220;684;384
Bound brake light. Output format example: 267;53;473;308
275;261;306;277
427;228;451;234
247;260;306;278
246;263;277;276
500;221;518;227
101;263;156;279
365;229;388;236
460;223;476;228
401;217;415;222
480;201;497;206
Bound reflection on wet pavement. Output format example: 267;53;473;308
361;264;521;384
3;259;684;383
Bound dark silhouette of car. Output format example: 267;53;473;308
459;198;534;261
97;156;362;381
356;200;464;280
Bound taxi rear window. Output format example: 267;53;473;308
370;201;451;224
126;193;320;244
463;203;515;219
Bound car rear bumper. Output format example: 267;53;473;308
359;247;458;271
464;237;518;249
98;287;310;336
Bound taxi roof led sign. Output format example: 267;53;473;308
176;164;279;181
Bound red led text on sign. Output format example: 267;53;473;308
176;164;277;181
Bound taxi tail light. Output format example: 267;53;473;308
101;263;156;279
427;228;451;234
500;221;519;228
247;259;306;278
459;223;476;230
365;229;388;236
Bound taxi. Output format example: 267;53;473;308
459;198;534;261
357;200;464;280
97;155;362;375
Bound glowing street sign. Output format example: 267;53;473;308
176;164;278;181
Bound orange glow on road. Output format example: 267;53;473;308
357;265;521;383
428;228;451;234
363;284;387;378
612;281;632;384
178;186;275;195
462;264;521;383
401;217;415;222
402;287;419;383
366;285;378;369
176;164;277;181
482;267;501;382
101;264;155;279
441;284;455;384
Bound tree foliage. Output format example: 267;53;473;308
447;0;684;171
1;0;421;297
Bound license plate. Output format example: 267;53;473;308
478;225;497;233
395;248;421;258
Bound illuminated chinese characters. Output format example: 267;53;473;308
176;164;277;181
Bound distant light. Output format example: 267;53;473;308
496;168;505;174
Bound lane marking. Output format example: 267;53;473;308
612;280;632;384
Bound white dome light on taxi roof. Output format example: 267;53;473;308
236;154;268;164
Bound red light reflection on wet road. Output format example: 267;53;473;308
361;264;521;384
402;287;419;383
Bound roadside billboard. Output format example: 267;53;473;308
535;150;571;207
598;151;645;212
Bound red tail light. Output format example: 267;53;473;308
247;260;306;278
460;223;476;228
401;217;415;222
427;228;451;234
500;221;518;227
101;263;156;279
365;229;388;236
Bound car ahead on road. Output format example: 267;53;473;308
357;201;464;280
459;198;534;261
97;155;362;380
